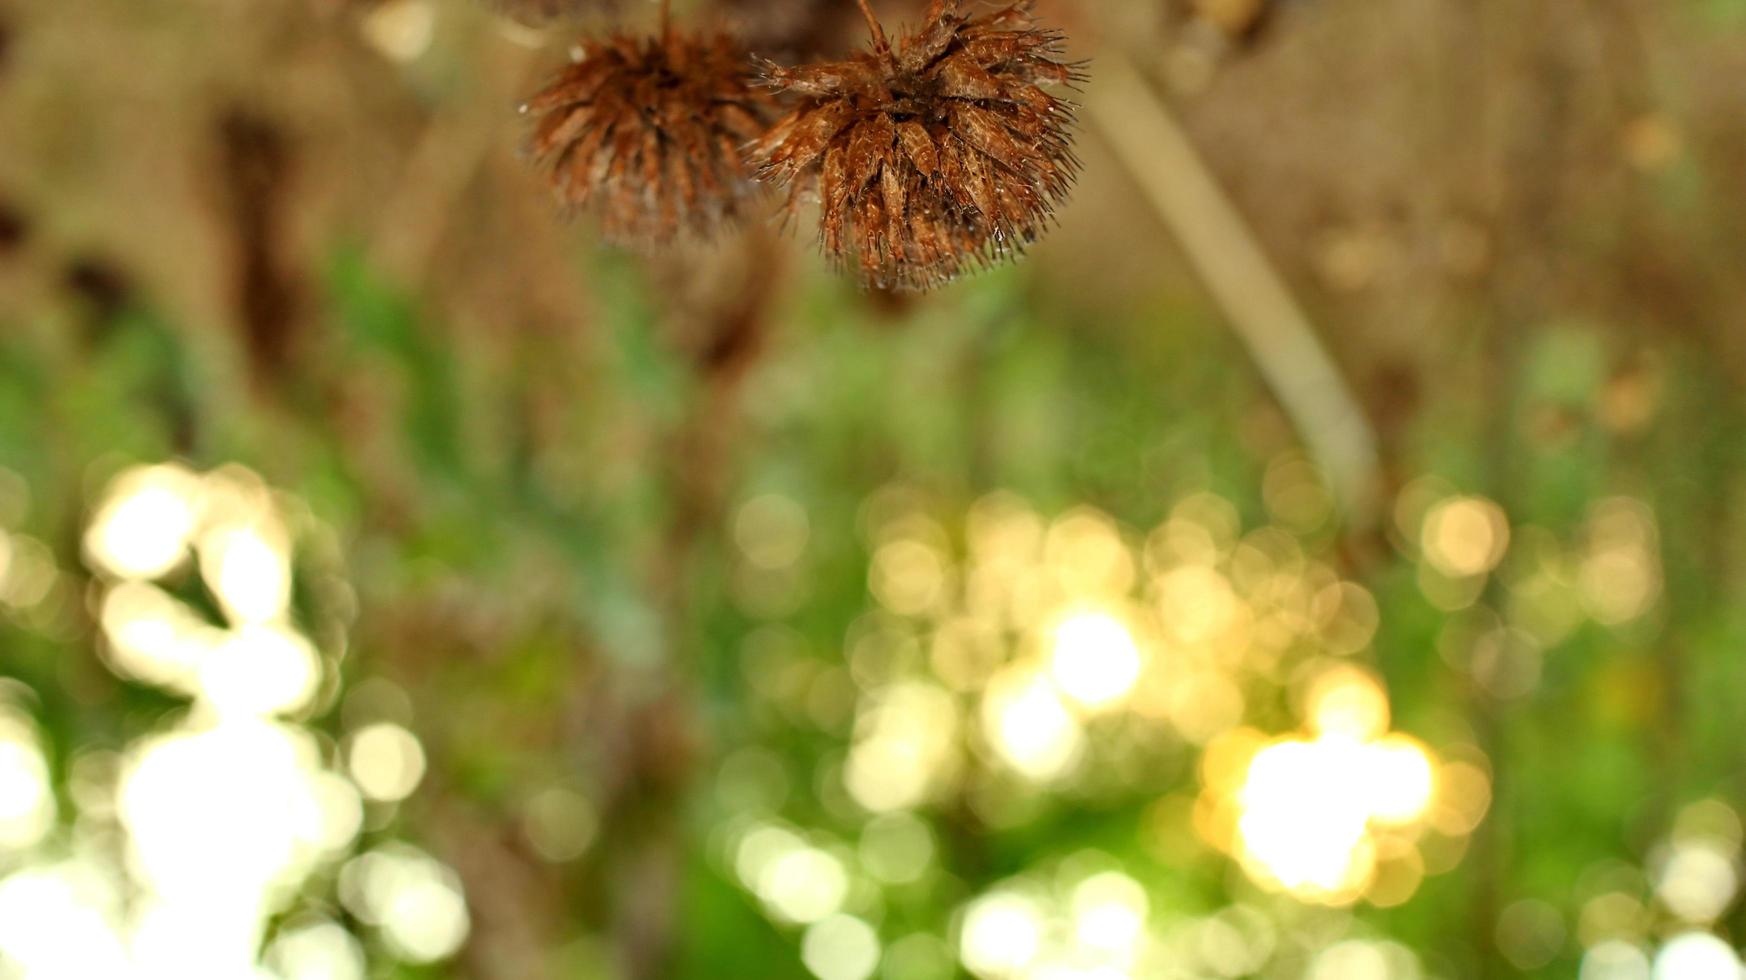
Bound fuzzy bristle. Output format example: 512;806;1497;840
748;0;1085;291
522;30;776;249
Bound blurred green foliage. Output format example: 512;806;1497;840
4;233;1746;980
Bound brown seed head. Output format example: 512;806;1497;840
749;0;1084;291
522;30;775;249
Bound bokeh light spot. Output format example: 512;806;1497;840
347;722;427;803
1048;609;1143;709
84;464;202;580
1422;496;1510;578
801;914;881;980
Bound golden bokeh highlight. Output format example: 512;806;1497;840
83;464;204;580
1198;668;1479;907
834;483;1486;931
1421;495;1510;579
844;680;960;811
726;478;1511;978
1048;608;1144;710
0;462;466;978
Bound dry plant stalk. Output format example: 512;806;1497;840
750;0;1085;290
521;10;774;249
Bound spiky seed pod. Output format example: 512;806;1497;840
521;30;775;248
749;0;1084;291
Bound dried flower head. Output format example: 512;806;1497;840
749;0;1084;290
521;26;774;248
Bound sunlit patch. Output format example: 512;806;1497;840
1303;665;1390;741
0;461;465;977
1583;939;1651;980
1364;736;1437;826
981;666;1083;782
340;845;470;961
959;890;1047;978
1652;932;1742;980
1421;495;1510;578
119;719;354;903
101;588;320;718
99;582;221;693
267;918;367;980
735;824;852;925
1214;682;1457;905
804;488;1496;963
0;860;132;977
1048;609;1143;709
360;0;436;63
347;722;427;803
1427;759;1492;836
1235;736;1376;899
950;870;1161;979
1674;799;1744;851
199;521;293;625
1653;840;1738;924
0;713;54;851
801;914;881;980
132;893;266;977
1070;872;1148;963
1305;939;1423;980
844;680;958;812
199;624;322;718
84;464;203;580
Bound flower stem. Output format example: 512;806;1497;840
854;0;889;54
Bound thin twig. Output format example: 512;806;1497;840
1089;54;1382;528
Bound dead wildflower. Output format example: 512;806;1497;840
521;15;774;248
750;0;1084;290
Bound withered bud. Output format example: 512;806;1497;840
522;29;775;249
750;0;1085;290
